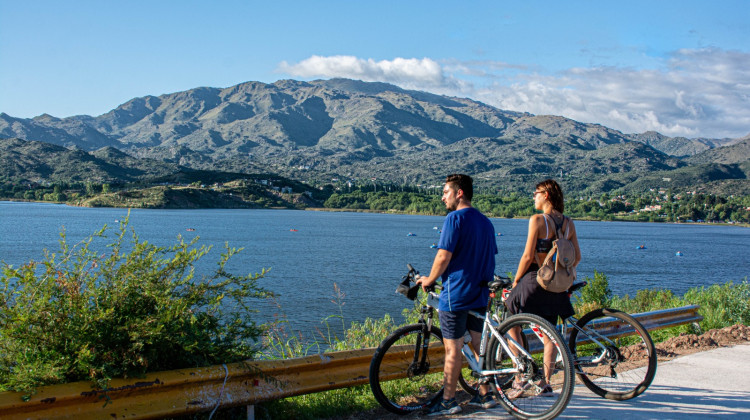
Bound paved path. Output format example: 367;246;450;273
459;343;750;419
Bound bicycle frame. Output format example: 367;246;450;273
558;317;613;368
426;290;536;380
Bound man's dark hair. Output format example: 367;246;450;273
446;174;473;201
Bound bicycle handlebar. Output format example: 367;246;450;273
399;264;519;301
396;264;439;300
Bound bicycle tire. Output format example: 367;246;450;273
486;313;575;420
569;308;657;400
369;323;477;415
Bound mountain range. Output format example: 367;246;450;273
1;78;748;194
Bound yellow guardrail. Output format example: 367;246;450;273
0;305;702;419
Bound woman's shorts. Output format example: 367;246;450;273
505;270;574;326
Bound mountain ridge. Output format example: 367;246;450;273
1;78;748;193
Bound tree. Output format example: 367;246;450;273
85;182;100;196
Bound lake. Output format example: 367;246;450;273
1;201;748;338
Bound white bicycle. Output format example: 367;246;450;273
369;265;575;420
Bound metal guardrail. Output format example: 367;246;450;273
630;304;703;332
0;305;702;419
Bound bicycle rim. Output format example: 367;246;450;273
569;308;657;400
369;324;475;414
487;313;575;420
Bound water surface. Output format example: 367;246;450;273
1;201;747;336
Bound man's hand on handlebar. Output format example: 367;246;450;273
415;274;437;292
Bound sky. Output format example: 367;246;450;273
1;0;749;139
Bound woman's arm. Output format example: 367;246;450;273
513;215;540;287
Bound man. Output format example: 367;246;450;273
416;174;498;415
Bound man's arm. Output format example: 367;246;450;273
417;249;453;291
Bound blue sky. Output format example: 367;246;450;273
1;0;748;138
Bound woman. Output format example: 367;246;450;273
505;179;581;398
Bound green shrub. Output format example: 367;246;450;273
611;288;681;314
682;279;750;331
0;216;272;397
573;271;613;314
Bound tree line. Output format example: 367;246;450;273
323;189;750;224
2;179;748;224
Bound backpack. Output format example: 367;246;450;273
536;215;577;293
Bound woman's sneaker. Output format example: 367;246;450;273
427;397;462;416
468;392;498;409
538;384;555;397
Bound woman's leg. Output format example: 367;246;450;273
542;334;557;386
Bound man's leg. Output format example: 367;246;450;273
442;337;463;399
469;330;491;396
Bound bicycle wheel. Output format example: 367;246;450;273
369;324;477;415
486;313;575;420
569;308;657;400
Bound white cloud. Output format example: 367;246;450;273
278;55;456;89
278;48;750;139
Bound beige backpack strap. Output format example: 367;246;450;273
534;214;549;268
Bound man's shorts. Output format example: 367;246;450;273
439;308;486;340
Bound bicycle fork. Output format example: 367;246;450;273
566;322;613;363
410;309;435;376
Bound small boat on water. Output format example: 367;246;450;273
407;232;416;236
637;245;647;249
433;226;438;230
675;251;683;256
497;232;503;236
289;229;298;232
186;228;195;232
430;243;438;249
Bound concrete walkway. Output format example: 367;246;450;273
460;343;750;419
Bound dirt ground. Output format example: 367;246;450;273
338;324;750;420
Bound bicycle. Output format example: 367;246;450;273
492;274;657;401
369;264;575;419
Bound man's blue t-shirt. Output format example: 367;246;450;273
437;207;497;312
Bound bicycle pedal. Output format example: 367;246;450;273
470;372;490;383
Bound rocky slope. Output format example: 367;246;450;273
1;79;748;192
